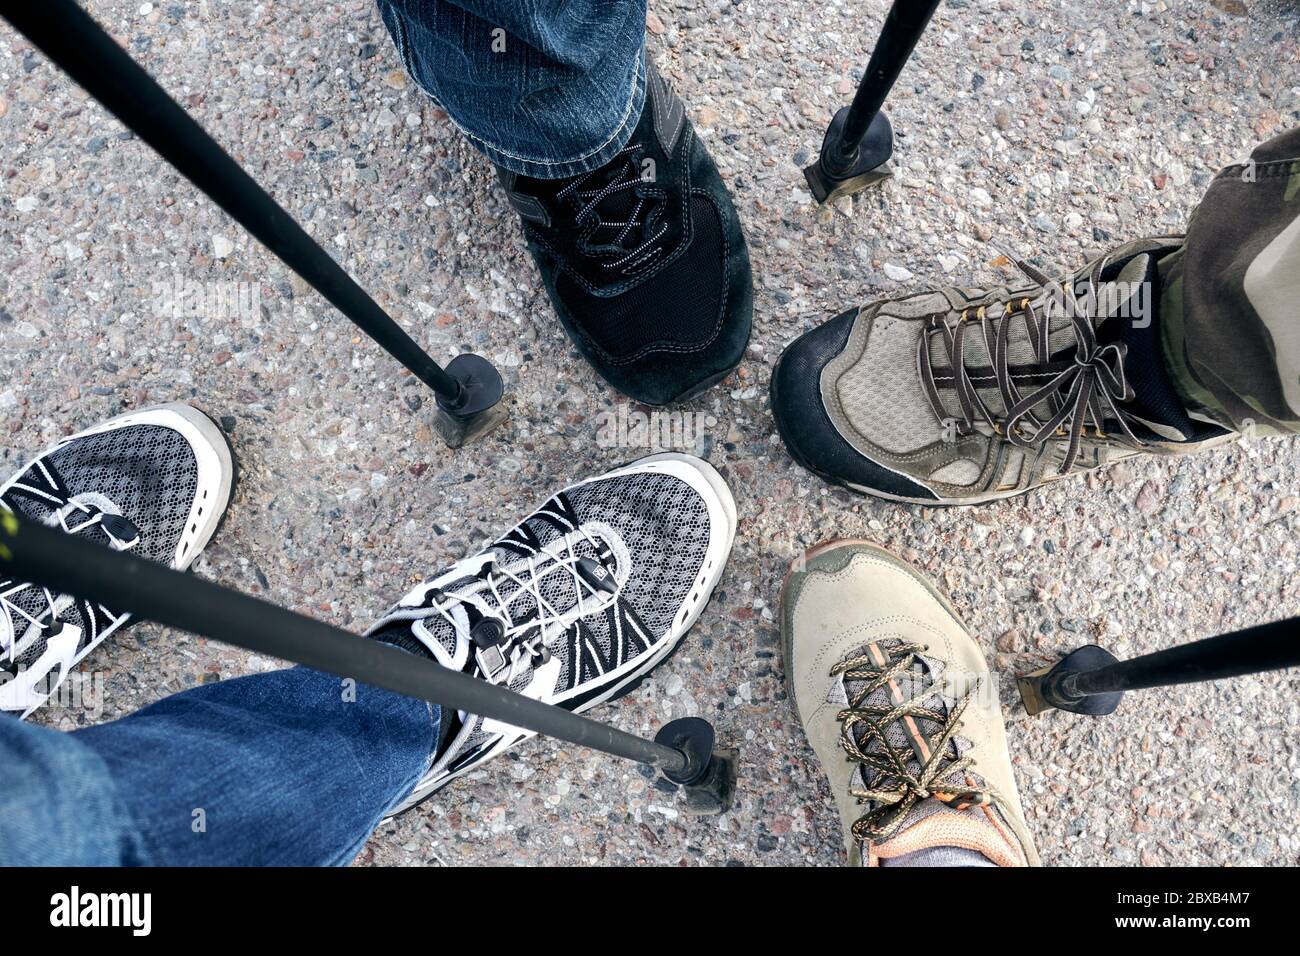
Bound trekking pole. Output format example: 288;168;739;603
804;0;943;204
1;1;505;448
1016;619;1300;717
0;511;737;814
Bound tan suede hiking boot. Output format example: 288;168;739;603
780;540;1039;866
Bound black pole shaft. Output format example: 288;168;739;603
0;512;689;775
2;0;464;406
1062;618;1300;698
831;0;942;169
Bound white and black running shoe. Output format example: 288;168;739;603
370;453;736;815
0;403;235;718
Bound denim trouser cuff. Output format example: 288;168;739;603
377;1;649;180
431;47;645;180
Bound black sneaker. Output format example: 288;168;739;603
496;62;752;406
0;404;235;716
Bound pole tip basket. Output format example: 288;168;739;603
803;108;894;205
433;353;508;448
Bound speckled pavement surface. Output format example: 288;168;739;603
3;0;1299;866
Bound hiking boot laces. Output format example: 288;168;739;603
0;498;140;662
556;144;668;273
918;251;1144;475
832;642;992;843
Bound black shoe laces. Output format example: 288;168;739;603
556;144;668;273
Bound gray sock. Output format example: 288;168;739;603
880;845;996;867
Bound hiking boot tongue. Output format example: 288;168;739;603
1108;254;1200;441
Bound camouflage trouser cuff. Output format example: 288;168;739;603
1158;125;1300;435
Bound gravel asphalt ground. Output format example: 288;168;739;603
2;0;1299;865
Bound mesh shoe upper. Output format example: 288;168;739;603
5;424;198;563
370;459;730;810
1;424;198;670
373;469;712;678
1;405;232;717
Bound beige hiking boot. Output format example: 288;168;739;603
780;540;1039;866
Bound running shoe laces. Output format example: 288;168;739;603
421;528;622;684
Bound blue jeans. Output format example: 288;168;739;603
0;668;438;866
375;0;647;178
